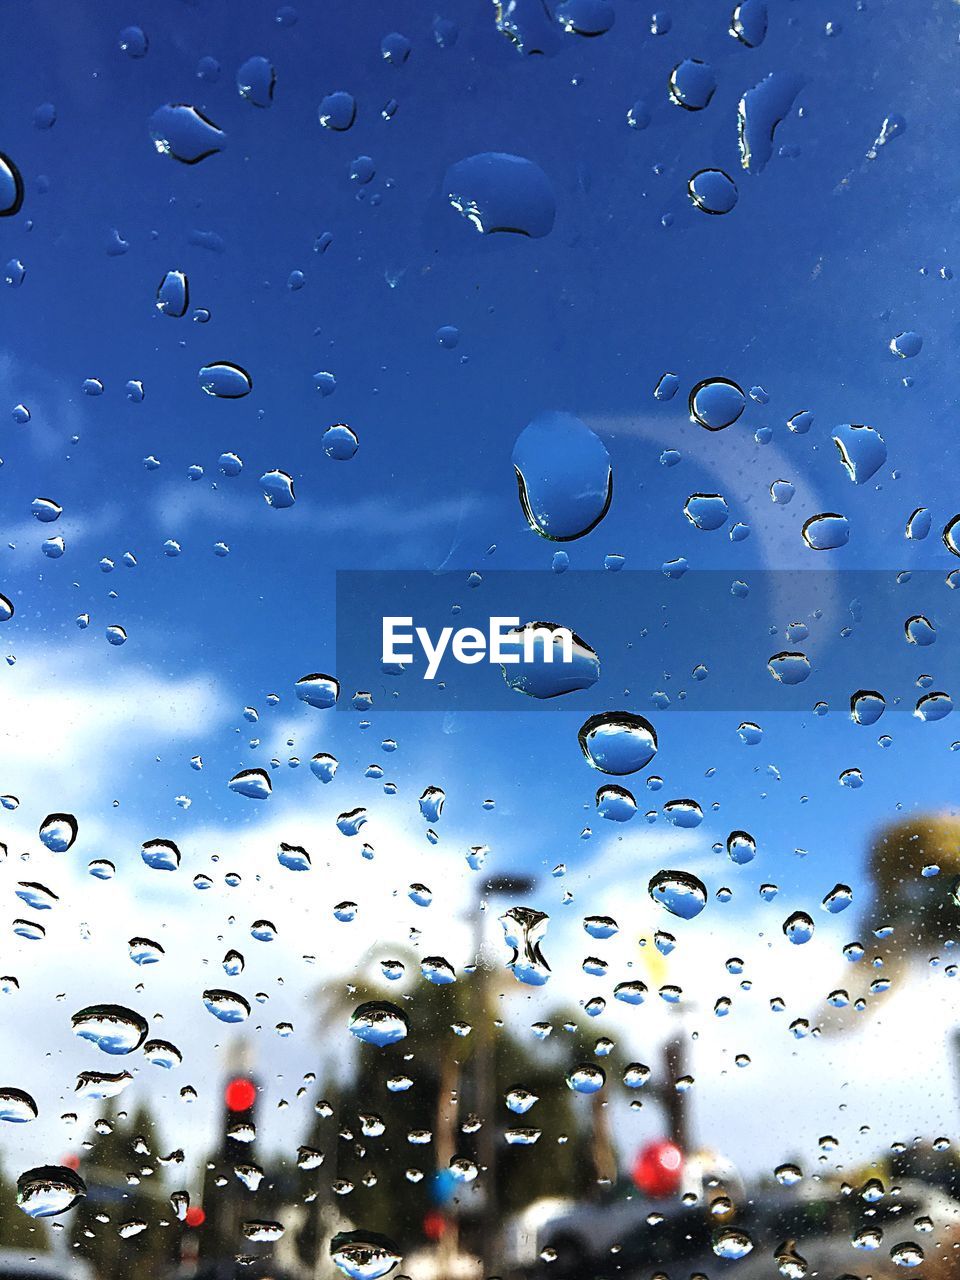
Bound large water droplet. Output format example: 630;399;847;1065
513;411;612;540
579;712;657;774
768;652;811;685
851;690;885;725
688;169;738;215
319;91;357;130
684;493;729;531
669;59;716;111
157;270;189;317
0;1088;37;1123
237;56;276;107
832;424;886;484
565;1063;605;1094
198;361;252;398
229;768;272;799
782;911;815;944
297;673;340;708
445;153;556;238
349;1001;409;1047
689;379;745;430
802;512;850;550
260;469;296;508
39;813;77;853
648;870;708;919
331;1231;402;1280
0;154;24;217
499;621;600;698
730;0;767;46
71;1004;148;1055
141;837;180;870
148;104;225;164
16;1166;85;1218
737;72;802;171
202;989;251;1023
500;906;551;986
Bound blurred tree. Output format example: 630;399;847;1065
68;1100;173;1280
293;960;635;1271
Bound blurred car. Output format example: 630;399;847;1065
0;1253;93;1280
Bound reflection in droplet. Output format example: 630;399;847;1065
768;652;810;685
565;1063;605;1093
319;91;357;131
349;1001;409;1046
579;712;657;775
500;907;551;986
0;1088;37;1123
330;1231;402;1280
203;989;251;1023
39;813;77;853
16;1166;86;1218
730;0;767;46
851;690;885;725
297;673;340;708
260;469;296;508
157;270;189;317
229;768;272;800
513;411;611;540
596;784;636;822
0;154;24;217
500;621;600;698
71;1004;148;1055
782;911;815;944
141;838;180;871
684;493;729;531
648;870;708;919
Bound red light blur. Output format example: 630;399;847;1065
185;1206;206;1228
224;1077;257;1112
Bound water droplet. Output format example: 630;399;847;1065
242;1220;285;1244
422;956;456;985
565;1063;605;1094
555;0;615;36
419;787;445;821
768;652;810;685
684;493;729;530
832;424;886;484
730;0;767;46
0;1088;37;1123
16;1167;85;1218
513;411;612;540
727;830;756;864
579;712;657;775
445;153;556;238
75;1070;133;1101
331;1231;402;1280
71;1004;148;1055
822;883;853;914
649;870;708;919
144;1039;182;1069
0;154;24;217
689;378;745;430
202;989;251;1023
141;838;180;871
737;72;802;172
782;911;814;944
499;621;601;698
916;691;952;721
39;813;77;853
349;1001;409;1047
891;1243;924;1268
905;614;936;646
319;91;357;130
596;784;637;822
500;907;551;986
890;331;922;358
802;512;850;550
128;937;164;966
663;798;703;828
0;594;13;622
296;673;340;709
157;270;189;317
322;423;359;460
237;56;276;107
228;768;272;799
669;59;716;111
31;497;62;523
851;690;885;725
688;169;738;215
149;104;225;164
278;842;311;871
713;1229;753;1260
199;361;252;398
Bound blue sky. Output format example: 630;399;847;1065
1;0;959;1212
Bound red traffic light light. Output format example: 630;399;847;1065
224;1077;257;1112
631;1140;683;1198
185;1206;206;1228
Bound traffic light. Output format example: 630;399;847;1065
222;1075;258;1165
